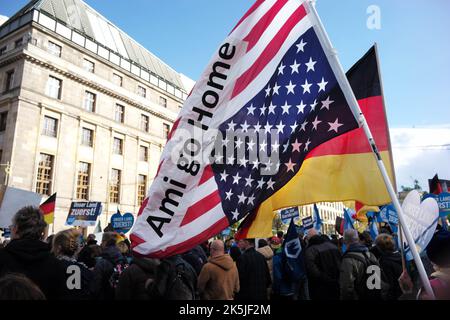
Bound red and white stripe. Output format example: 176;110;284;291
132;0;315;258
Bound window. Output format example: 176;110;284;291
46;76;62;99
81;128;94;147
5;70;14;91
83;91;96;112
137;86;146;98
115;104;124;123
140;114;149;132
36;153;54;196
48;41;61;57
159;96;167;108
113;137;123;155
42;116;58;137
113;73;122;87
83;59;95;73
77;162;90;200
110;169;121;203
0;112;7;132
0;47;6;56
163;123;170;139
139;146;148;162
14;38;23;48
137;175;147;205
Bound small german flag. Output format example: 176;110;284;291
40;193;56;225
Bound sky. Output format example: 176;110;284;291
1;0;449;190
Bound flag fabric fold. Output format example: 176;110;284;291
313;204;322;232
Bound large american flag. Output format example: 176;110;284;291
131;0;359;258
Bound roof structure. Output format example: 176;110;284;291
0;0;189;98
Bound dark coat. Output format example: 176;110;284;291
378;251;403;300
304;235;342;300
57;257;95;300
182;245;208;276
235;247;271;300
92;245;127;300
115;257;160;300
0;239;68;300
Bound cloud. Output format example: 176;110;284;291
390;126;450;191
0;15;8;26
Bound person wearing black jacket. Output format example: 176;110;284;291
374;234;403;300
0;206;68;300
304;229;342;300
235;238;271;300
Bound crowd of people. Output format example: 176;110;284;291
0;205;449;300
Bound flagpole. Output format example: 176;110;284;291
306;0;435;299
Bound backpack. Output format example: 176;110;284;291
108;260;129;290
343;251;389;300
162;257;197;300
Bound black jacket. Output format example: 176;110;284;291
116;257;160;300
57;257;95;300
304;235;342;300
182;245;208;276
378;250;403;300
92;245;127;300
0;239;68;300
235;247;271;300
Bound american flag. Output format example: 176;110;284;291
131;0;359;258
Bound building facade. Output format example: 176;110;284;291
0;0;193;233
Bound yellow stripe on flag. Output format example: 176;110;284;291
43;212;54;225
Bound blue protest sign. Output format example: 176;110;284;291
379;204;398;233
280;207;299;224
423;193;450;217
111;212;135;234
302;217;313;230
66;202;102;227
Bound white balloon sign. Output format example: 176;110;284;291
401;190;439;261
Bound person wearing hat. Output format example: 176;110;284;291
270;236;282;253
419;229;450;300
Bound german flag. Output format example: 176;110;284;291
237;45;396;239
40;193;56;225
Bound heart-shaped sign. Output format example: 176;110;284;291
401;190;439;261
111;212;135;234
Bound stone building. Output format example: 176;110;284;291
0;0;193;233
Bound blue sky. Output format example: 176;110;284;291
1;0;449;188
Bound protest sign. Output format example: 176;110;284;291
66;202;102;227
280;207;300;224
302;217;313;231
0;186;42;228
111;212;135;234
379;204;399;232
423;192;450;217
402;190;439;261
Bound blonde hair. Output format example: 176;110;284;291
52;229;81;257
117;241;129;255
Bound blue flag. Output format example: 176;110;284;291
313;204;322;232
369;219;379;241
343;208;355;230
281;219;305;281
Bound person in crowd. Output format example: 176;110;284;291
78;244;101;270
182;245;208;276
229;246;241;262
359;231;374;249
304;228;341;300
147;254;198;300
45;234;54;251
115;252;160;300
224;237;235;253
418;229;450;300
340;229;384;300
271;244;295;300
235;238;271;300
277;231;284;242
117;241;132;264
197;240;239;300
92;232;128;299
374;233;403;300
0;273;46;300
270;236;282;254
256;239;274;281
86;234;97;246
0;206;67;300
52;229;95;299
